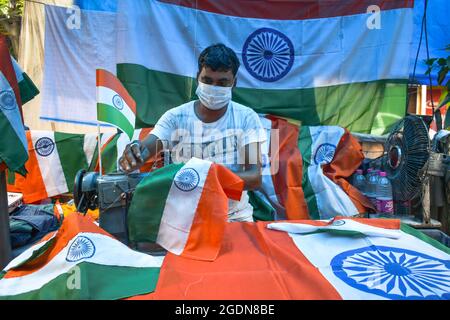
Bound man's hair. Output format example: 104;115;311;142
198;43;240;76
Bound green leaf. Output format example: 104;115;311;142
425;58;437;66
438;58;447;66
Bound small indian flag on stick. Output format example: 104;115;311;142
96;69;136;140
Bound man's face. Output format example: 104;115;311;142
198;66;235;87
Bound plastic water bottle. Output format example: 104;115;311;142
376;171;394;214
366;169;379;208
352;169;367;195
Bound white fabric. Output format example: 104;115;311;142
41;5;116;125
268;219;402;239
151;100;266;220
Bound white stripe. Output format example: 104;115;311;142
117;1;412;89
307;126;358;218
116;131;132;168
30;131;68;197
0;233;164;297
157;157;212;255
3;233;57;272
0;72;27;151
83;133;98;167
268;219;402;239
97;86;135;124
286;225;450;300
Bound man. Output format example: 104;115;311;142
119;43;266;222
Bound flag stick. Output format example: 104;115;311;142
0;169;11;269
97;122;103;177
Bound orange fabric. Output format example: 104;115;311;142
183;164;244;261
323;130;374;213
96;69;136;113
10;131;48;203
129;221;342;300
267;115;308;220
5;213;110;279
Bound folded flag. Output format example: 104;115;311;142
10;56;39;106
96;69;136;140
128;157;244;261
268;218;401;239
0;213;163;300
269;218;450;300
0;35;28;175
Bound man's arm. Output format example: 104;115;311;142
234;142;262;191
119;134;163;172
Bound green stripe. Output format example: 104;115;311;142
249;191;275;221
7;168;15;185
400;224;450;255
118;63;406;134
128;163;184;243
18;72;40;105
0;111;28;175
0;263;160;300
54;133;89;193
97;103;134;139
298;126;320;219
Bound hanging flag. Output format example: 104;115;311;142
0;35;28;175
96;69;136;140
128;157;244;261
7;129;155;204
116;0;412;133
130;217;450;300
0;213;163;300
10;56;39;106
299;125;372;219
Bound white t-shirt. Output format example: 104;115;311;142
151;100;267;222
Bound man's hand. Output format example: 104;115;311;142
119;140;147;172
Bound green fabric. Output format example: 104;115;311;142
88;133;120;174
18;72;40;105
127;163;184;243
298;126;319;219
0;110;28;175
97;103;134;139
0;263;160;300
54;133;89;193
117;63;407;134
7;168;15;185
249;191;275;222
400;223;450;255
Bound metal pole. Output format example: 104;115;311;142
0;170;11;270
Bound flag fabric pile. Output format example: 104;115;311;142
0;35;29;175
0;213;163;300
255;115;372;220
96;69;136;140
130;217;450;300
128;157;244;261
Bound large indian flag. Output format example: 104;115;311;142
96;69;136;140
117;0;412;133
0;214;163;300
128;157;244;261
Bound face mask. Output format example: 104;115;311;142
195;81;232;110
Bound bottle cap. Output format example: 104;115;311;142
356;169;363;174
367;168;373;173
380;171;387;177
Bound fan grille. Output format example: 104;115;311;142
384;116;430;201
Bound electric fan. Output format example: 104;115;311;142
383;115;430;215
